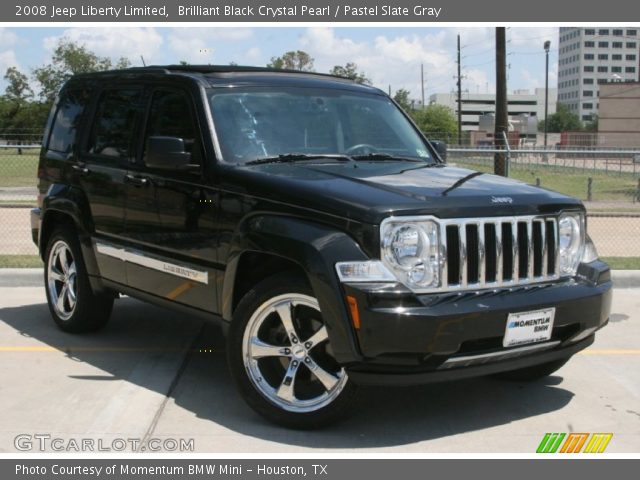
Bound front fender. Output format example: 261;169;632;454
223;215;370;364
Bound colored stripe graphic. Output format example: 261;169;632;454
537;433;613;453
583;433;613;453
537;433;566;453
560;433;589;453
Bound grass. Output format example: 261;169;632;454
0;255;42;268
601;257;640;270
453;159;640;203
1;151;639;204
0;152;39;187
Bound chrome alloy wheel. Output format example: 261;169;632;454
242;294;348;413
47;240;78;321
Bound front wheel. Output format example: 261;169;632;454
227;273;358;429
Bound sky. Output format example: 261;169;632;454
0;26;559;100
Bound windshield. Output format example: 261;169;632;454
207;87;435;165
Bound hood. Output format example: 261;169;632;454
227;161;582;224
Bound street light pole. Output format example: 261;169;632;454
544;40;550;149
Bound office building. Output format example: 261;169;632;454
558;27;639;123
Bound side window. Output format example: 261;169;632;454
87;89;142;159
144;90;202;165
48;89;89;154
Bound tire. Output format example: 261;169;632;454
44;227;114;333
493;357;571;381
227;272;359;429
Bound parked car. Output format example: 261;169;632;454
32;65;611;428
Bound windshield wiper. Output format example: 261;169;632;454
245;154;353;166
350;153;425;163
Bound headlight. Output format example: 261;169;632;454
558;212;585;276
381;218;441;289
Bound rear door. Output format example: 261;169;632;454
122;85;219;312
76;86;145;285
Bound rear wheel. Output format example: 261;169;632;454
493;357;571;381
44;228;113;333
227;273;358;429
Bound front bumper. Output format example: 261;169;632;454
341;261;612;386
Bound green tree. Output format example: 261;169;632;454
267;51;314;71
393;88;413;112
538;103;583;133
4;67;33;104
411;104;457;136
329;63;371;84
1;67;45;137
584;114;598;132
33;38;130;104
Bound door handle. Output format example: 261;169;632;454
124;174;150;187
71;164;90;175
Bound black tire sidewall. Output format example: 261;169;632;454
227;273;359;429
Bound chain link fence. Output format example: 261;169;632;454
446;145;640;260
0;144;40;256
0;132;638;265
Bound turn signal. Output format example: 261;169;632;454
346;295;361;330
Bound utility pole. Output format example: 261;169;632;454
421;63;425;108
494;27;508;177
457;35;462;145
543;40;551;149
388;84;391;96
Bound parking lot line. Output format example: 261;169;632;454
578;349;640;355
0;346;201;353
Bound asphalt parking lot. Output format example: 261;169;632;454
0;275;638;453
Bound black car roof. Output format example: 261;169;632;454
69;65;384;95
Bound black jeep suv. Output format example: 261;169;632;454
31;65;611;428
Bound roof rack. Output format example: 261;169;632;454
127;64;353;81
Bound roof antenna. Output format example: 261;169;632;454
140;55;146;67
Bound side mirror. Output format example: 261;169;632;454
145;136;198;171
430;140;447;162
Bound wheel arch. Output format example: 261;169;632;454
39;184;103;291
222;214;370;364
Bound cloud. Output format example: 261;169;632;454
166;28;253;64
0;50;20;75
43;28;164;66
294;27;559;103
298;27;460;103
0;28;19;47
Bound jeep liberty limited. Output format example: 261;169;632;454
31;66;612;428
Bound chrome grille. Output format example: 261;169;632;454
440;215;559;291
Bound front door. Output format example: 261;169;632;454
123;87;219;313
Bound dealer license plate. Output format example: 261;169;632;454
503;308;555;348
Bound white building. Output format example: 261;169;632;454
428;88;557;132
558;27;639;123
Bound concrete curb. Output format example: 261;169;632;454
609;270;640;288
1;268;640;288
0;268;43;287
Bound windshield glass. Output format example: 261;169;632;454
207;87;434;165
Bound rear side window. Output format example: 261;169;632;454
48;89;89;154
88;89;142;159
